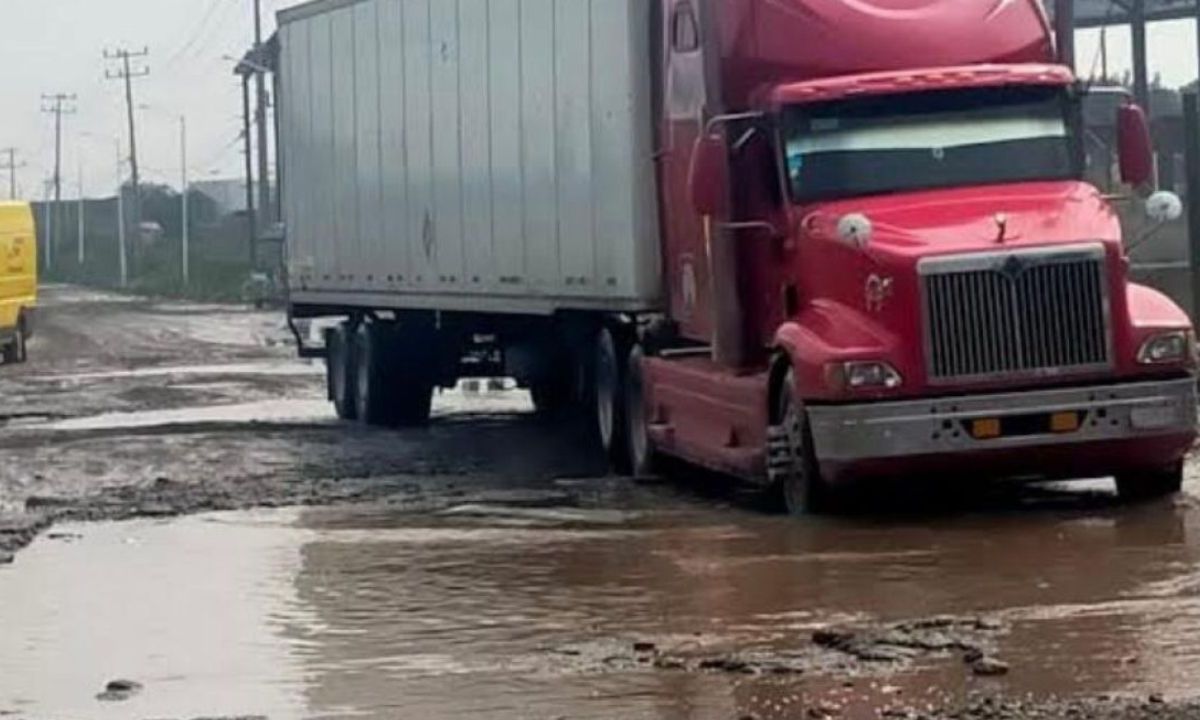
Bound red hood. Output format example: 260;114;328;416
800;181;1123;259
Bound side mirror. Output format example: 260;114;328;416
689;133;729;217
1117;102;1154;188
1126;189;1184;254
1146;190;1183;224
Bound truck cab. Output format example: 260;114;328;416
631;0;1196;511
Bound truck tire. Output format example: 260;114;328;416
625;344;658;478
1116;462;1184;502
327;323;358;421
774;370;827;516
595;326;632;474
354;322;396;427
390;324;436;427
530;375;571;417
2;321;27;365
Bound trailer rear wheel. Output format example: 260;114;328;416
391;324;436;427
354;322;397;426
595;326;632;474
1116;462;1184;503
774;371;827;516
327;323;358;421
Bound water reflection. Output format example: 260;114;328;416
284;494;1200;718
0;490;1197;719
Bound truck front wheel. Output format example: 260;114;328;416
774;371;827;516
327;323;358;421
1116;462;1184;503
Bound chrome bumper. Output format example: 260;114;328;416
807;378;1198;464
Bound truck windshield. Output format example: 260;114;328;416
782;85;1079;203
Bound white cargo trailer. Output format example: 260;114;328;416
277;0;665;447
278;0;661;315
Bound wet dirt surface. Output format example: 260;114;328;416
4;286;1200;719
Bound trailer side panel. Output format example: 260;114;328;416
279;0;662;315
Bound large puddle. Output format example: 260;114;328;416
2;493;1200;719
33;385;532;433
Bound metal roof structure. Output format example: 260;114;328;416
1045;0;1199;28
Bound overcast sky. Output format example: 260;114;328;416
0;1;1196;202
1;0;300;201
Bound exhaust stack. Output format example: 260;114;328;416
700;0;746;370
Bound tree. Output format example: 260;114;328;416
131;182;219;238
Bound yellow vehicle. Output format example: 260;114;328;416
0;202;36;365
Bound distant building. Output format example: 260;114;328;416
191;179;249;216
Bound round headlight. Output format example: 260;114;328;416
1138;331;1192;365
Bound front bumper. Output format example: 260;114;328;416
808;378;1197;480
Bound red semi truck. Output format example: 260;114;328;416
277;0;1197;513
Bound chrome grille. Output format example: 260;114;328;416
921;246;1111;381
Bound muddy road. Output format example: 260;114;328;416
3;286;1200;720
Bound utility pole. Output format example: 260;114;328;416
77;162;85;264
253;0;272;229
115;139;128;288
180;115;189;285
41;93;77;273
41;179;53;270
104;47;149;247
1;148;24;199
241;73;258;269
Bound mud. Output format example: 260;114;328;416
4;286;1200;719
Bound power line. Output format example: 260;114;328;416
163;0;225;69
104;47;150;237
196;130;245;173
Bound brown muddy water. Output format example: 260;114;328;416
5;287;1200;719
2;491;1199;720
